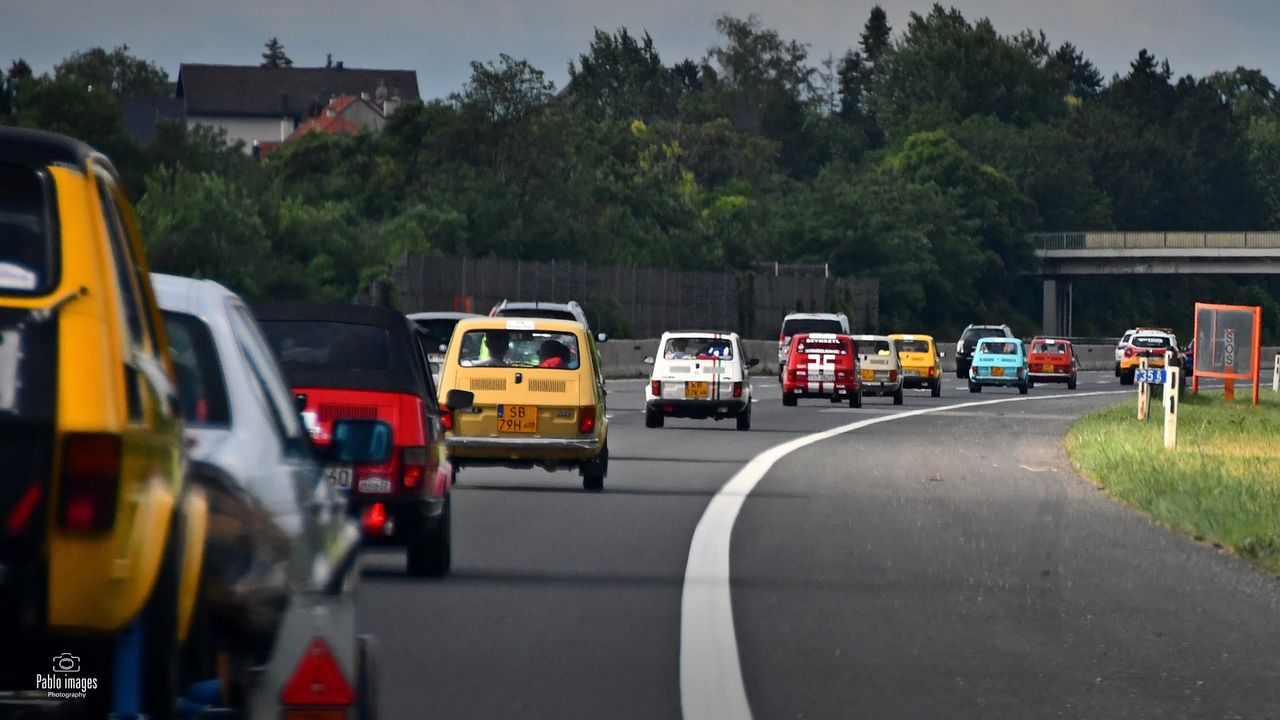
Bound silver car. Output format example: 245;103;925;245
153;273;379;719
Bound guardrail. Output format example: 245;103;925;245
1030;232;1280;251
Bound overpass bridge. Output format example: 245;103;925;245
1030;231;1280;335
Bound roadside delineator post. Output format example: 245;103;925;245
1273;354;1279;393
1164;367;1179;450
1137;357;1150;422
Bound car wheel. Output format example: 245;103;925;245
849;392;862;408
955;364;966;380
357;635;379;720
893;388;904;405
1019;380;1029;395
931;382;941;398
407;496;451;577
1067;376;1077;390
1114;362;1121;377
142;513;184;720
782;393;797;407
736;405;751;431
1120;370;1134;386
968;380;981;393
582;443;607;491
644;408;664;429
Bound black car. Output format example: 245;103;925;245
954;323;1014;378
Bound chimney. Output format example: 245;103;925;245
383;96;400;117
326;53;332;68
335;60;344;70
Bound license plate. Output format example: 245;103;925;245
904;369;919;377
497;404;538;433
861;369;874;381
685;381;710;399
814;374;835;382
358;477;392;494
323;464;352;489
992;367;1005;376
1042;363;1053;372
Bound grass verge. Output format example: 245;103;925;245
1065;389;1280;573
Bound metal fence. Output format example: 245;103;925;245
386;254;879;339
1030;232;1280;251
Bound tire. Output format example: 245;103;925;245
955;363;967;380
931;382;941;398
736;405;751;431
968;380;981;393
1028;378;1035;389
849;392;862;408
782;393;797;407
644;408;664;428
892;388;904;405
1114;361;1121;378
1067;376;1077;390
406;496;451;577
829;395;841;403
357;635;379;720
1120;369;1134;386
143;513;184;720
582;443;608;491
1019;380;1029;395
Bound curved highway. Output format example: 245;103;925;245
357;371;1280;719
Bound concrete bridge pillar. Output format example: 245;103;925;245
1042;278;1072;336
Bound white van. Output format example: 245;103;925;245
777;312;850;380
644;331;758;430
850;334;904;405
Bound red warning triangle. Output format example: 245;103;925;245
280;638;355;706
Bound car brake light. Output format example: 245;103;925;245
402;446;427;489
1124;347;1134;357
889;370;897;382
6;482;42;536
651;380;661;396
440;405;454;431
361;503;387;536
59;433;121;533
786;370;798;383
578;406;596;434
733;382;743;398
928;367;936;377
280;638;355;708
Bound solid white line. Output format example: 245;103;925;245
679;389;1128;720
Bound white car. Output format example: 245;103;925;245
644;331;758;430
850;334;904;405
1114;328;1136;376
408;311;483;384
777;312;850;380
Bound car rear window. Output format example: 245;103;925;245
161;311;230;427
979;341;1019;355
0;163;56;295
458;329;581;370
495;308;578;323
663;336;733;360
1032;341;1069;354
795;336;849;355
854;339;892;355
258;320;392;372
414;318;463;352
782;318;843;337
963;327;1007;343
897;339;930;353
1132;335;1172;349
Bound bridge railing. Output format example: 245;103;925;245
1029;231;1280;250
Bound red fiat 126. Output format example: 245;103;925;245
781;333;862;407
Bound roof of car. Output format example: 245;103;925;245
849;334;892;341
407;311;484;321
1030;337;1072;345
661;330;740;339
783;312;847;320
888;333;934;340
454;316;588;334
254;301;412;329
0;127;99;170
977;336;1023;344
151;273;237;315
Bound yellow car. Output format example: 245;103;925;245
438;317;609;490
0;128;204;718
890;333;943;397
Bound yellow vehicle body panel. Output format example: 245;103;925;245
1120;354;1168;370
1;161;191;634
889;333;941;376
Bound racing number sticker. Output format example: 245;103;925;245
806;353;836;392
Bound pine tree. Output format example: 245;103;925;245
261;37;293;68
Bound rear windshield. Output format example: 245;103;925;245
162;311;230;427
796;336;850;355
0;163;56;295
1132;335;1172;349
414;318;463;352
664;336;733;360
258;320;392;372
897;339;930;353
854;339;892;355
782;318;843;337
979;340;1019;355
963;327;1008;343
1032;341;1069;354
495;308;578;323
458;329;581;370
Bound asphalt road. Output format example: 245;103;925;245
356;371;1280;719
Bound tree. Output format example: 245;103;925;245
55;45;170;97
1206;67;1277;119
836;5;891;147
1248;116;1280;227
567;29;680;121
261;37;293;68
454;54;554;124
1050;42;1102;101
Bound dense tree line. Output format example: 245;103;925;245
4;6;1280;338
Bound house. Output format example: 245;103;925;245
175;63;419;151
120;97;187;143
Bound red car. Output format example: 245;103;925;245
1027;337;1079;389
782;333;862;407
255;302;454;576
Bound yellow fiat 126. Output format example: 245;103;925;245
890;333;943;397
437;316;609;490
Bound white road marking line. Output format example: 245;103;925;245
679;389;1128;720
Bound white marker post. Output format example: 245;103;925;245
1137;357;1150;422
1164;366;1179;450
1273;353;1279;393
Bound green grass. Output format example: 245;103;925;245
1066;389;1280;573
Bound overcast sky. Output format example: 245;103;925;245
2;0;1277;100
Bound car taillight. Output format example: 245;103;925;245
956;341;963;353
650;380;661;396
928;367;936;377
733;382;743;398
59;433;121;533
402;446;427;489
579;406;596;434
280;638;354;710
360;502;387;536
786;370;798;383
889;370;897;382
440;405;454;431
1124;347;1134;357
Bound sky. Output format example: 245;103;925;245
2;0;1277;100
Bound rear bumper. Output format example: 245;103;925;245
782;384;858;398
860;381;902;395
448;435;604;467
1029;372;1074;382
970;374;1023;386
648;399;748;417
349;495;444;545
900;374;938;388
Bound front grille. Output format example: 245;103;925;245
528;379;566;393
470;378;507;391
319;404;379;421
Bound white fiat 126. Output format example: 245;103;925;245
644;331;758;431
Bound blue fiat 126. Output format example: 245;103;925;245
968;336;1030;394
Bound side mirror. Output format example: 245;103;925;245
643;356;655;365
597;332;609;343
748;358;760;368
445;388;475;410
329;420;393;464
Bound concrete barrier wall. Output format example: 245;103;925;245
600;340;1280;379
